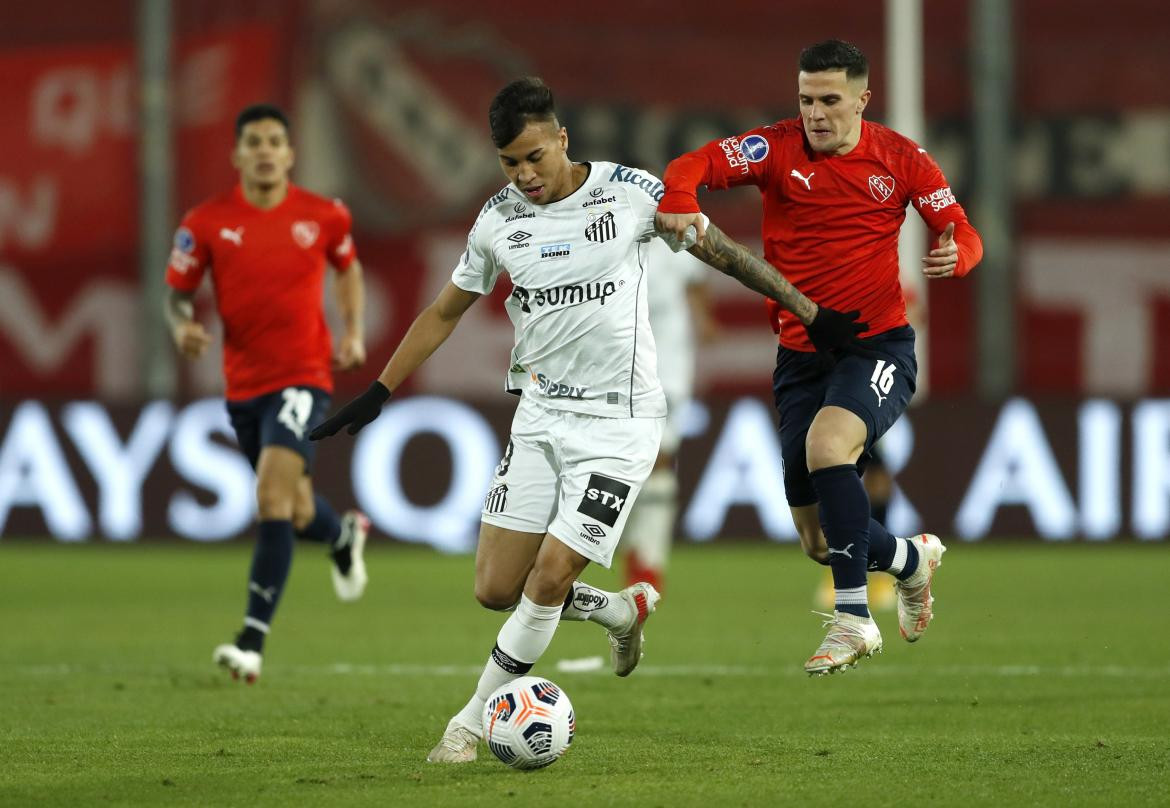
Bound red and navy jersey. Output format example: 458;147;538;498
165;184;356;400
660;118;981;351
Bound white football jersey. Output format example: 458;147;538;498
452;161;674;418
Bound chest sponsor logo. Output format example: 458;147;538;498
582;194;616;208
585;210;617;244
509;280;617;313
505;202;534;222
577;473;631;528
507;230;532;249
740;134;770;163
291;220;320;248
790;168;815;191
917;186;957;212
608;164;665;201
868;175;895;203
540;243;571;260
219;226;244;246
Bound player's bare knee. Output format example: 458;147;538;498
474;581;522;611
803;543;830;565
255;485;295;521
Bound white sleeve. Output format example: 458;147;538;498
450;205;501;294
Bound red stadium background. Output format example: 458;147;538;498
2;0;1169;543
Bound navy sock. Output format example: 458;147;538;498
871;500;889;528
297;495;341;546
898;539;920;581
866;518;898;572
243;520;295;644
811;465;871;618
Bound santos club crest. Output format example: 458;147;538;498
867;175;895;203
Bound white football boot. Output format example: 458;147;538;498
426;720;480;763
608;582;660;677
896;534;946;642
331;510;370;602
804;611;883;676
213;644;262;684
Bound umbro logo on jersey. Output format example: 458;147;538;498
868;175;895;203
577;473;631;527
790;169;815;191
507;230;532;249
585;211;616;243
292;220;320;248
219;227;244;245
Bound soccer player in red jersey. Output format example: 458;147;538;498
657;40;983;675
163;104;371;684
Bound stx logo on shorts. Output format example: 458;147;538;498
576;473;631;527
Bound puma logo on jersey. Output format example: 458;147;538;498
790;169;815;190
219;227;244;245
827;543;854;559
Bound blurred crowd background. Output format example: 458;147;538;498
3;0;1169;547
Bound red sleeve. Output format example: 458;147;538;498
165;211;210;292
906;150;983;277
326;198;357;270
659;126;776;214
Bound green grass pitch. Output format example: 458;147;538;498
1;540;1167;806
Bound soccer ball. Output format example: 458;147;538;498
482;676;575;770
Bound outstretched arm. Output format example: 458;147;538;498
375;281;479;392
682;220;818;325
311;281;480;440
332;258;367;370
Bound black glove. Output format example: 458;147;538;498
309;381;391;440
804;306;878;358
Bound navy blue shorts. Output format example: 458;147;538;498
225;386;332;473
771;326;917;506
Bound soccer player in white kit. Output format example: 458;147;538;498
311;77;874;762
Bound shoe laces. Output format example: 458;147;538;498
811;610;871;653
440;726;477;752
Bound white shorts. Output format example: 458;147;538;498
481;395;664;567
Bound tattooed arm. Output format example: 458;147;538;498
683;221;818;325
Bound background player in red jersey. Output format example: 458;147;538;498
656;40;983;675
163;104;371;684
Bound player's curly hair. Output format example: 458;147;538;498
235;104;290;140
489;77;558;149
799;39;869;80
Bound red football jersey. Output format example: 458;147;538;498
660;119;981;351
165;184;356;400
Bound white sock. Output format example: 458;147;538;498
886;537;909;576
621;469;678;570
559;581;633;631
451;594;562;734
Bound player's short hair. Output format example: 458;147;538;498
798;39;869;81
235;104;291;140
489;78;558;149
